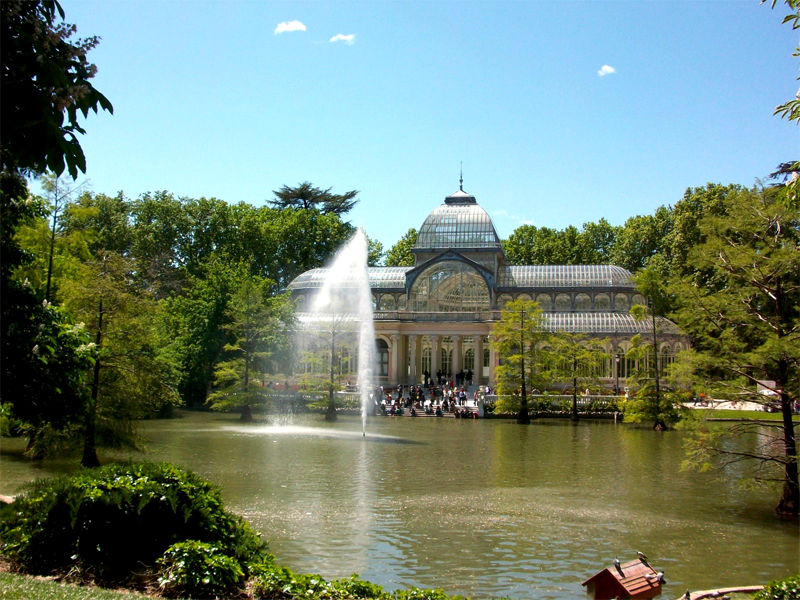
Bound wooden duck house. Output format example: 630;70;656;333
582;557;665;600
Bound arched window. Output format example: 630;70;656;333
397;295;407;310
497;294;513;309
464;348;475;371
372;294;378;310
660;345;672;374
555;293;571;312
295;295;306;310
376;339;389;377
574;293;591;312
441;348;452;377
536;294;553;311
422;347;431;375
379;295;395;311
632;294;647;306
593;293;610;311
410;260;490;312
516;293;532;302
614;294;629;312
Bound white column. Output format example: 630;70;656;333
475;334;484;385
452;334;461;381
408;335;417;384
430;335;440;382
390;334;401;385
488;334;497;387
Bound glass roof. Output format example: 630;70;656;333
498;265;634;288
542;313;682;335
288;267;411;290
415;203;502;250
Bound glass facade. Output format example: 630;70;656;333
415;204;501;250
410;261;491;312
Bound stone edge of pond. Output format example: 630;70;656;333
684;585;764;599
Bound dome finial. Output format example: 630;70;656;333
459;162;463;191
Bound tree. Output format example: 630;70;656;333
63;252;180;467
609;207;673;273
544;332;609;422
671;185;799;516
490;299;547;424
1;0;113;178
207;274;294;422
626;259;677;430
37;173;88;300
268;182;359;216
365;233;384;267
385;228;418;267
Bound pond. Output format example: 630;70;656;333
1;412;797;599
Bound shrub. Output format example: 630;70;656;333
329;574;391;600
157;540;244;599
0;462;268;583
755;574;800;600
396;588;466;600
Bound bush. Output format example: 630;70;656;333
157;540;244;599
0;462;268;583
755;574;800;600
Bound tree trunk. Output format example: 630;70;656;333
241;351;253;422
82;300;102;468
571;363;579;422
776;389;799;517
325;332;338;422
517;310;530;424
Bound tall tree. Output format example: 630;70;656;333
63;252;180;467
385;228;418;267
627;259;676;430
207;274;294;422
671;186;799;516
268;182;359;216
490;299;547;424
544;333;609;422
609;206;673;273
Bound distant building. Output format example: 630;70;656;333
288;183;685;386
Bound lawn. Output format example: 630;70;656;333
702;409;800;421
0;573;151;600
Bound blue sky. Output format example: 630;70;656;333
59;1;798;249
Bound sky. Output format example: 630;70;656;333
56;0;798;250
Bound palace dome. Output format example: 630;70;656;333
414;187;502;251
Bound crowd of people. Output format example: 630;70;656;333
374;382;489;419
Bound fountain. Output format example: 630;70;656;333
299;229;375;434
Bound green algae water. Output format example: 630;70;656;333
1;412;797;599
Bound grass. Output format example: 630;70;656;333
702;409;800;421
0;573;151;600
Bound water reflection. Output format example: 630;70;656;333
1;412;797;599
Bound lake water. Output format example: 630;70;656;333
1;411;797;598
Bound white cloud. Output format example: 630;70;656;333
274;20;306;34
597;65;616;77
330;33;355;45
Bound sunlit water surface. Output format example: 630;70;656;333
1;412;797;599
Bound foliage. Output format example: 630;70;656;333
385;228;418;267
754;573;800;600
671;185;799;515
543;332;610;422
157;540;245;599
61;252;180;465
0;0;113;178
0;462;268;583
490;299;547;423
503;220;620;266
268;181;359;216
207;272;295;420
